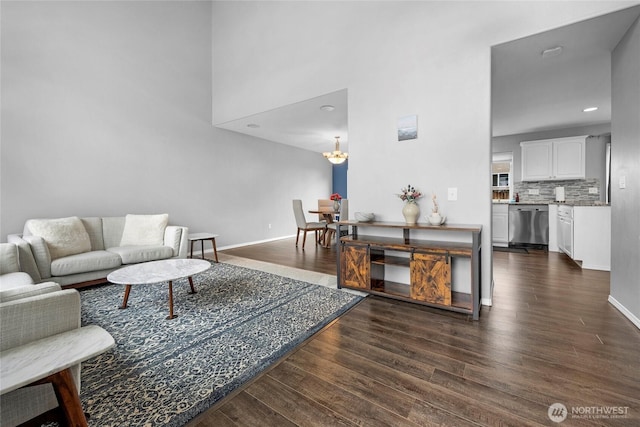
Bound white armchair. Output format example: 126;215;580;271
0;283;114;426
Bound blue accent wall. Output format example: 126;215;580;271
332;160;348;198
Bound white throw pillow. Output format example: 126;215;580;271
27;217;92;260
119;214;169;246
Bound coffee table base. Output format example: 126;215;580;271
119;276;198;320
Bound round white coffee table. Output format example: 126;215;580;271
107;259;211;320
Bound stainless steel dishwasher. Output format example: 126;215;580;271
508;204;549;246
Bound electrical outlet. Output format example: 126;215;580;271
268;223;272;229
619;176;626;189
447;187;457;201
528;189;540;195
589;187;598;194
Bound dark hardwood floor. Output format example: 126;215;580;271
187;238;640;426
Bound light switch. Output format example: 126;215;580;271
619;176;626;189
448;187;457;201
528;189;540;195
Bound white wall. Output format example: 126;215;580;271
0;1;332;247
212;1;636;306
611;16;640;327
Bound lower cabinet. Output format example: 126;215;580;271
340;244;369;289
492;203;509;247
410;252;451;306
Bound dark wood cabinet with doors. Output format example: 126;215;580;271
336;221;482;320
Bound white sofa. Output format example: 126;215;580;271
7;214;189;288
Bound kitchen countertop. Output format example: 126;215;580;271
492;200;609;207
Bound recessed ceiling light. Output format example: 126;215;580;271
247;123;260;128
320;105;335;112
583;107;598;112
541;46;563;58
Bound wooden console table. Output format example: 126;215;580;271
335;221;482;320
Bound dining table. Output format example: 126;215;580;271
308;209;339;246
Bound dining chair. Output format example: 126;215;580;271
317;199;333;222
292;200;327;249
324;199;348;246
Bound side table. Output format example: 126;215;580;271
1;325;115;426
188;233;219;263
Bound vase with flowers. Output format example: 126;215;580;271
396;184;422;224
330;193;342;212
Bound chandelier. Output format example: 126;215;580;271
323;136;348;164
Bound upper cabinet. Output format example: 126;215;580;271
521;136;586;181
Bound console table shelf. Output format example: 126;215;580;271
336;221;482;320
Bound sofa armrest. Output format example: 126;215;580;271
7;234;43;283
0;282;61;303
21;235;52;280
0;243;20;273
0;289;81;351
164;226;189;258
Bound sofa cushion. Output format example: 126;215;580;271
119;214;169;246
50;251;122;277
102;217;126;250
107;245;173;265
26;217;91;260
81;217;105;251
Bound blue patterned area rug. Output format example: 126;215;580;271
78;261;362;426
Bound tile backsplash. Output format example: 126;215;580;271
514;179;601;203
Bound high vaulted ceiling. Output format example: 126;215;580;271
216;6;640;152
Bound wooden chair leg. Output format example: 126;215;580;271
302;230;307;249
296;229;300;246
324;229;334;247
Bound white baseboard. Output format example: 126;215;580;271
608;295;640;330
192;235;296;257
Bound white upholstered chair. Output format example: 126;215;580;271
317;199;333;222
292;200;326;249
0;283;114;426
324;199;348;246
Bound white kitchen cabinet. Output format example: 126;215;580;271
556;205;610;271
521;136;586;181
492;203;509;247
573;206;611;271
521;141;553;181
557;205;573;257
548;204;558;252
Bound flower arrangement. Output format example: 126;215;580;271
432;193;439;213
397;184;422;203
330;193;342;201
